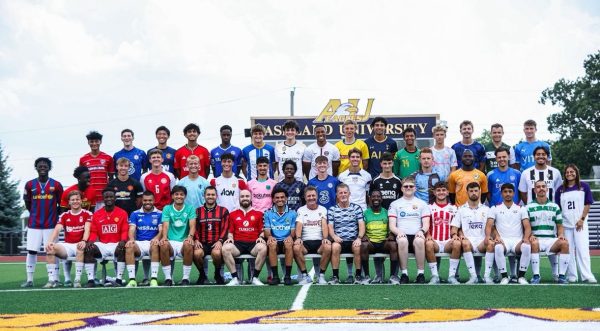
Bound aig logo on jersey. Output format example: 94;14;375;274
102;224;118;233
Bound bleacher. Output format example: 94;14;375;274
588;202;600;249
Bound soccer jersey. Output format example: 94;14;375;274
247;178;277;212
242;143;276;181
211;176;248;212
518;166;562;203
555;182;595;228
411;171;440;203
146;146;176;173
451;141;486;169
57;209;92;243
79;152;114;203
447;168;488;206
24;178;63;229
393;148;420;179
388;197;431;235
129;208;162;241
210;144;243;177
107;177;143;215
335;139;369;173
274;180;306;211
327;203;364;241
429;203;457;241
264;206;297;241
178;175;210;209
487;167;521;205
450;203;489;239
370;175;402;210
431;146;457;182
513;140;552;171
174;144;211;179
303;142;340;179
61;184;96;211
527;201;562;238
140;171;176;210
228;208;264;243
88;207;129;243
364;136;398;179
308;175;339;210
363;208;389;243
275;141;306;181
296;205;327;241
338;169;371;211
483;142;514;172
113;147;147;181
488;203;529;238
162;204;195;241
195;205;229;244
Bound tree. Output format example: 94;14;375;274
540;50;600;177
0;142;22;230
475;129;492;147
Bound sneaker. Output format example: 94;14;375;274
196;277;208;285
149;278;158;287
283;276;292;286
484;276;494;284
214;274;225;285
552;274;559;282
328;276;340;285
530;275;541;284
115;279;123;287
466;276;478;284
493;276;501;284
509;276;518;284
251;277;264;286
126;279;137;288
86;280;96;288
354;275;365;285
389;275;400;285
43;281;58;288
317;274;328;285
226;278;240;286
269;277;281;286
500;277;510;285
139;279;150;286
583;278;598;284
103;281;114;287
64;280;73;287
399;274;409;284
568;277;578;283
447;276;460;285
517;277;529;285
415;274;426;284
73;282;82;288
360;276;371;285
557;275;568;284
163;279;173;287
371;276;383;284
345;275;355;284
428;275;440;284
20;281;34;288
477;276;484;284
179;279;190;286
298;275;312;285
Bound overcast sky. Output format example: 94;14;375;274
1;0;599;189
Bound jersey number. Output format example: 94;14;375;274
155;185;160;194
567;201;576;210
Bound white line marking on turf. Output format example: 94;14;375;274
290;267;315;311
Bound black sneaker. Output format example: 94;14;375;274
269;277;281;286
86;280;96;288
345;275;355;284
115;279;123;287
179;279;190;286
283;276;292;285
163;279;173;287
399;274;409;284
214;274;225;285
196;277;207;285
415;273;426;284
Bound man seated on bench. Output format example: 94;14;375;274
264;187;297;285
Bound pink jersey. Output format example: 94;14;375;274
247;178;276;212
57;209;93;243
210;175;248;212
429;202;457;241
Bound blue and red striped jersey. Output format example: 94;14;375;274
23;178;63;229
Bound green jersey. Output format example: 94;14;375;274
364;208;389;243
527;200;562;238
393;148;420;179
162;204;196;241
484;142;510;172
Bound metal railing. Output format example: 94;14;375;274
0;230;24;255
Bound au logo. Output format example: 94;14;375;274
314;99;374;123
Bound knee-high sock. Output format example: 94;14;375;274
463;252;477;277
448;259;459;278
484;252;495;278
127;264;136;280
75;262;84;282
26;254;37;282
519;244;531;272
548;254;558;276
559;254;570;276
182;265;192;280
428;262;438;277
494;245;507;274
46;263;57;282
63;260;72;282
151;262;159;279
116;262;125;280
84;263;95;281
531;253;540;275
162;265;172;280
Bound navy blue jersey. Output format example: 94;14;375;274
211;144;243;177
451;141;486;169
364;136;398;179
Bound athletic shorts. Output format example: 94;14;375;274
365;239;388;254
406;235;417;254
170;240;184;259
465;237;485;254
340;241;355;254
538;237;559;254
95;242;119;259
201;242;220;257
435;239;451;252
502;237;522;254
234;241;257;255
60;242;78;257
136;240;152;259
26;228;54;252
303;240;322;254
274;241;291;254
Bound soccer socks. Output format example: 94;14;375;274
519;244;531;274
63;260;72;283
508;256;517;278
531;253;540;276
463;252;477;277
142;259;151;280
182;265;192;280
333;269;339;278
401;269;408;275
162;265;172;280
548;255;559;276
559;254;570;275
271;266;279;279
116;262;126;280
285;266;292;278
494;245;507;274
428;262;438;277
448;259;459;278
390;260;399;277
46;263;57;282
150;262;159;279
363;261;371;277
75;262;84;282
85;263;95;281
484;252;495;278
26;253;36;282
127;264;136;280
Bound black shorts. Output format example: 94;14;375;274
340;241;355;254
370;241;387;254
406;235;416;254
234;241;256;255
201;243;215;257
275;241;292;254
303;240;322;254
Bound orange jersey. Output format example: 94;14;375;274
447;169;488;206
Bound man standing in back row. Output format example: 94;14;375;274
174;123;210;179
365;117;398;179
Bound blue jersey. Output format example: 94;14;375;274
211;145;243;177
487;168;521;205
146;146;176;174
451;141;486;169
178;175;211;209
242;144;276;181
264;206;297;241
411;171;440;203
114;147;147;181
364;136;398;179
308;175;340;210
129;208;162;241
513;140;552;171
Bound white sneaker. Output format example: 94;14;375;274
484;276;494;284
466;276;478;284
298;275;312;285
361;276;371;285
584;278;598;284
317;274;327;285
500;277;510;285
389;275;400;285
447;276;459;285
226;278;240;286
517;277;529;285
428;275;440;284
251;277;264;286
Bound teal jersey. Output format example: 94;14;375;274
162;204;196;241
527;201;562;238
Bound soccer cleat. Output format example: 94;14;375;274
298;275;312;285
399;274;409;284
196;277;208;285
360;276;371;285
179;279;190;286
149;278;158;287
126;279;138;288
530;275;541;284
43;281;59;289
20;281;34;288
552;274;559;282
354;275;365;285
140;279;150;286
484;276;494;284
226;278;240;286
557;275;568;284
115;279;123;287
86;280;96;288
64;281;73;287
283;276;292;286
103;281;114;287
477;276;484;284
371;276;383;284
466;276;478;284
500;277;510;285
269;277;281;286
251;277;264;286
415;274;426;284
345;276;355;284
428;275;440;284
317;274;328;285
389;275;401;285
73;282;82;288
328;276;340;285
584;278;598;284
517;277;529;285
163;279;173;287
447;276;460;285
214;274;225;285
509;276;518;284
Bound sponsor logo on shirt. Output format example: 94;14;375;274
102;224;118;233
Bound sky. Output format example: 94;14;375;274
1;0;599;189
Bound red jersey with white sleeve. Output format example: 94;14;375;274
58;209;93;243
88;206;129;243
79;152;114;202
140;171;176;210
210;175;248;212
174;144;211;179
428;202;457;241
228;208;264;243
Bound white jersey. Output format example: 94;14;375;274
211;175;246;212
296;205;327;240
451;203;490;239
275;141;306;182
338;169;372;211
431;146;457;181
303;142;341;179
488;203;529;239
388;197;431;235
518;165;562;204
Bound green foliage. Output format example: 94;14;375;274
540;50;600;176
0;142;22;231
475;129;492;147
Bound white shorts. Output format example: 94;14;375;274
502;237;522;254
435;239;451;252
26;228;54;252
95;242;119;259
136;241;152;259
59;242;79;258
465;237;485;253
170;240;184;259
538;237;559;254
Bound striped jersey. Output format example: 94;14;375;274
526;200;562;238
327;203;364;241
79;152;114;203
24;178;63;229
195;205;229;244
518;165;562;203
429;203;457;241
242;143;276;181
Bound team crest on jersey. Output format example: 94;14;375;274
127;185;134;191
296;188;301;193
134;155;139;160
243;220;249;226
282;146;287;151
166;153;172;159
324;151;329;156
232;183;237;188
393;183;397;189
412;205;418;210
250;216;255;221
152;219;158;225
49;186;55;192
266;185;271;190
510;176;516;181
100;159;106;165
148;179;153;184
473;174;480;180
161;178;167;184
114;217;120;222
231;151;236;155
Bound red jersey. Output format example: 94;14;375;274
58;209;93;243
79;152;114;202
228;208;264;243
195;205;229;244
88;206;129;243
140;171;176;210
429;203;457;241
174;144;210;179
61;184;97;211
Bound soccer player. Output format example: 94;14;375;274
82;189;129;287
61;166;96;212
451;120;486;171
274;160;306;211
242;124;276;181
222;189;267;286
518;146;562;204
107;157;143;215
178;155;211;210
113;129;147;181
370;152;402;210
158;186;197;286
124;191;162;287
307;156;340;210
360;190;399;284
411;147;440;203
211;125;243;177
274;120;306;182
513;119;552;171
193;186;229;285
338;148;372;211
484;123;515;172
327;183;365;284
247;156;277;212
335;119;369;173
431;125;457;181
448;149;488;206
302;125;341;179
80;131;114;208
44;190;91;288
426;182;462;284
174;123;211;179
22;157;63;287
140;149;176;210
388;177;431;284
527;180;570;284
365;117;399;179
393;128;420;179
264;188;297;285
146;126;176;173
211;153;248;212
294;186;332;285
486;183;532;285
487;147;521;206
